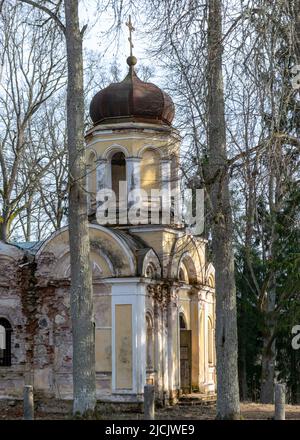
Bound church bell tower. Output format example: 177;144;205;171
85;32;184;262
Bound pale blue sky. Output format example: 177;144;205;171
79;0;159;82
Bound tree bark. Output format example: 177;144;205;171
260;141;279;403
294;0;300;63
260;328;275;403
260;239;276;404
207;0;240;419
0;215;9;241
64;0;96;416
239;296;248;401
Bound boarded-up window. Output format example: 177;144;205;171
95;328;112;372
0;325;5;350
0;318;12;367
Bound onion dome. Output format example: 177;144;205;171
89;56;175;126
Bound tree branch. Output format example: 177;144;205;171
19;0;66;34
80;24;88;37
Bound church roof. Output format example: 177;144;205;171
89;56;175;126
0;240;25;259
112;228;148;251
13;241;43;254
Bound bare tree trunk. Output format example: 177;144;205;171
260;163;277;403
260;285;276;404
25;196;33;242
207;0;240;419
64;0;96;416
239;168;257;402
295;0;300;63
0;217;9;241
239;297;248;401
260;326;275;403
259;135;284;405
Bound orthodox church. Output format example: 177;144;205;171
0;49;216;404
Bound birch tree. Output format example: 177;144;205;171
20;0;96;415
64;0;96;415
206;0;240;419
13;95;68;240
0;2;65;240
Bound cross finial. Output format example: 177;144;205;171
126;15;135;57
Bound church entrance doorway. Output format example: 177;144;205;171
179;314;191;394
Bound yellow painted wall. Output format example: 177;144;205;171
86;128;180;161
141;149;161;193
131;230;177;276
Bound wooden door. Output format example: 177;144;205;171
180;329;191;393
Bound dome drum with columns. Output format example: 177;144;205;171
0;27;216;405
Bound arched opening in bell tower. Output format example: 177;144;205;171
111;151;126;202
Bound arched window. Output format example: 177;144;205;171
208;317;214;365
178;263;189;283
179;313;187;330
146;314;154;372
111;152;126;201
0;318;12;367
146;263;157;279
177;254;197;284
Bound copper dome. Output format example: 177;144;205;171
89;58;175;126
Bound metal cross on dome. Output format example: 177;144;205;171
126;15;135;57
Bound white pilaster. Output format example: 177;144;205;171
154;304;163;399
162;307;169;401
176;308;180;390
160;159;171;223
167;292;178;399
198;299;204;387
111;281;146;395
174;165;182;225
126;157;141;204
191;292;200;389
96;158;108;191
86;164;91;212
161;159;171;193
203;300;210;389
